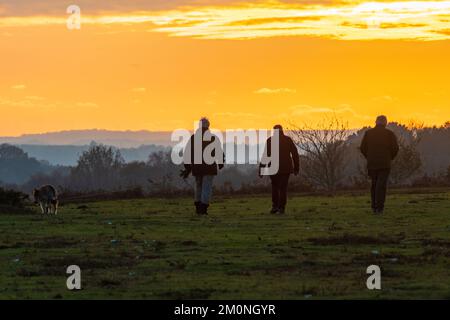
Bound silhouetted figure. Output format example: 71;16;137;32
180;118;224;215
260;125;299;214
360;115;399;214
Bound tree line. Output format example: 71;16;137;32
1;120;450;197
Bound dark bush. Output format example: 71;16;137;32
0;188;29;207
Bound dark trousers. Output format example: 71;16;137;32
270;174;290;209
368;169;390;211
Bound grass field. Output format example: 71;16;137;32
1;190;450;299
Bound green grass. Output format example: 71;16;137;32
1;191;450;299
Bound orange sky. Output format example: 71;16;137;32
0;0;449;136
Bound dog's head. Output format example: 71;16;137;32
32;189;40;204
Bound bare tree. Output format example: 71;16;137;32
147;151;181;194
70;144;124;191
289;116;350;194
389;122;423;185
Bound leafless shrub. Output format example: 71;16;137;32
289;116;350;195
390;122;423;185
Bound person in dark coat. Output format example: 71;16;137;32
360;115;399;214
260;125;299;214
180;118;224;215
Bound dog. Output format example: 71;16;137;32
33;185;59;215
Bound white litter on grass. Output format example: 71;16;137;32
371;250;379;255
389;258;398;262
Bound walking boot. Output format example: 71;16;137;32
194;201;201;214
200;203;209;215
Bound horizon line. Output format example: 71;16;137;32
2;120;450;139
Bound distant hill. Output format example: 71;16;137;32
0;129;174;148
17;144;169;166
0;144;55;185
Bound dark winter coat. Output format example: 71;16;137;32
183;129;224;176
261;133;300;175
360;125;399;170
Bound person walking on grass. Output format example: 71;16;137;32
360;115;399;214
260;125;299;214
180;117;224;215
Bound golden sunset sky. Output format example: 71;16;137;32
0;0;449;135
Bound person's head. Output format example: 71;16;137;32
199;117;210;130
375;115;388;127
273;124;284;134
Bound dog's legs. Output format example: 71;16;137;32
51;203;57;215
39;203;45;214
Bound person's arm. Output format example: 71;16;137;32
360;132;368;158
259;138;271;177
218;154;225;170
215;135;225;170
181;136;193;177
391;132;400;159
290;138;300;175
